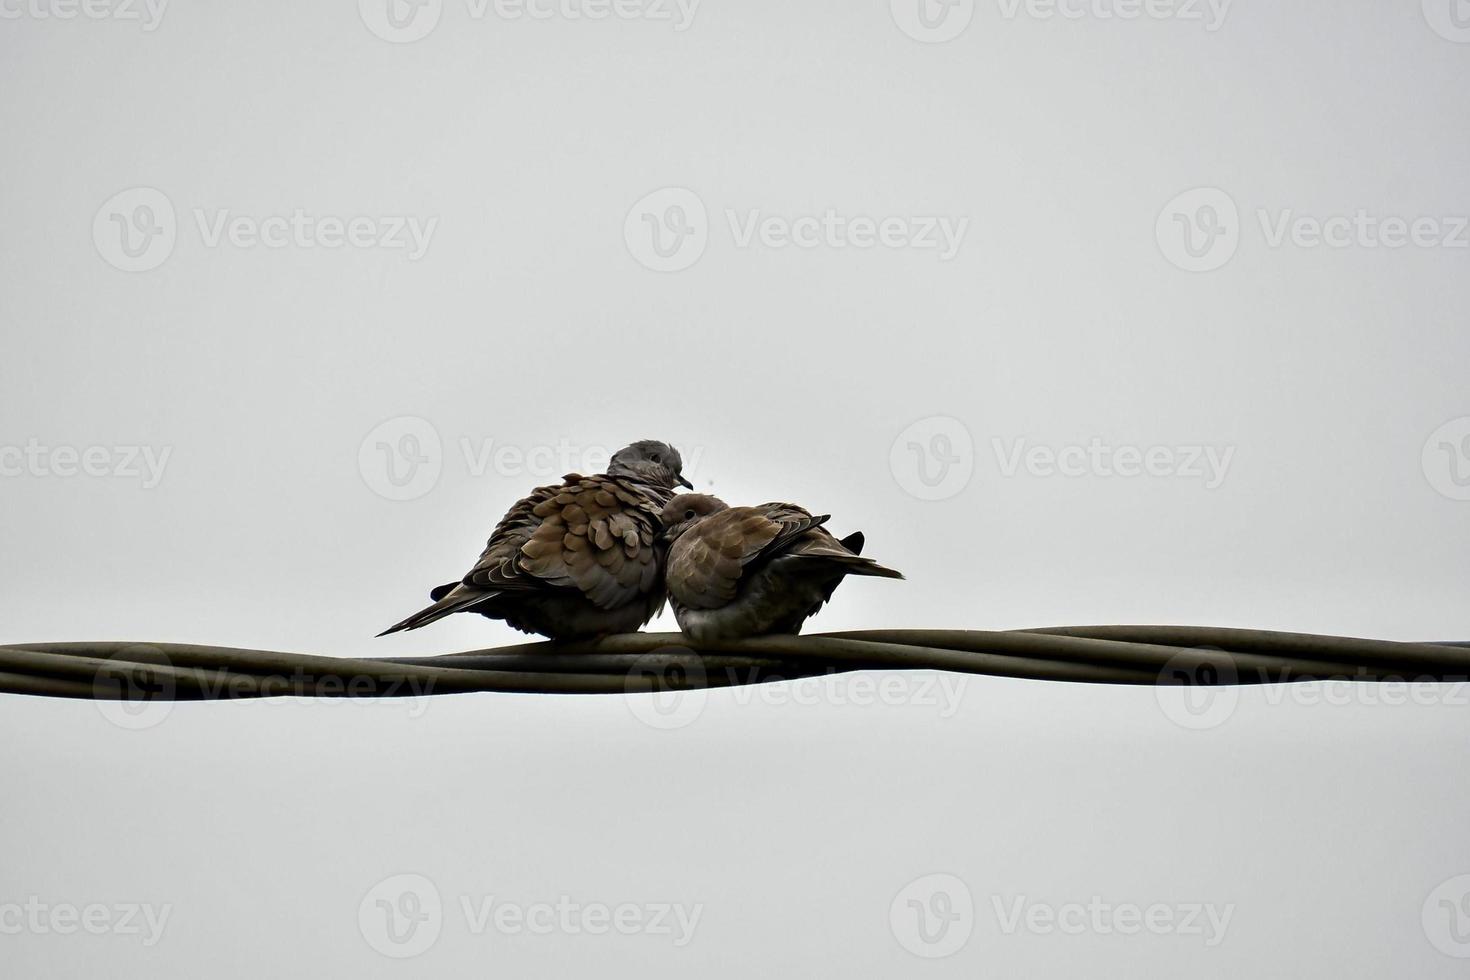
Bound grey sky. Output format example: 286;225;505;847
3;1;1469;975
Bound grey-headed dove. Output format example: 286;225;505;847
659;493;903;643
379;440;693;640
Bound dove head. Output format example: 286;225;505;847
608;440;693;490
659;493;729;541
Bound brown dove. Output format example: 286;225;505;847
659;493;903;643
379;440;693;640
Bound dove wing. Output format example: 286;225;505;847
461;473;664;610
668;503;828;610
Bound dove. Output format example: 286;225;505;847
659;493;903;643
378;440;693;640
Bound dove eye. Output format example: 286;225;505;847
684;510;695;520
650;454;661;463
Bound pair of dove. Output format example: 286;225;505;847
378;440;903;643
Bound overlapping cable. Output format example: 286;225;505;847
1;627;1467;702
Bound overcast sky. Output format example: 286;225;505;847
3;0;1470;976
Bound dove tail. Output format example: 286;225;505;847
376;584;494;637
844;558;905;580
830;530;903;579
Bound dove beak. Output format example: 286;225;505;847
675;475;694;489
